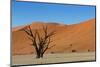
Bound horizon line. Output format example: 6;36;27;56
12;18;95;28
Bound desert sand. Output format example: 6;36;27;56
12;52;95;65
12;18;96;66
12;19;96;55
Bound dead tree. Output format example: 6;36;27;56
22;25;55;58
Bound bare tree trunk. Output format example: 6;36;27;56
36;49;44;58
36;51;41;58
36;52;43;58
36;53;41;58
40;53;43;58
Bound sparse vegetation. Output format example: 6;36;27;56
70;44;72;47
88;49;90;52
51;52;54;54
72;50;76;52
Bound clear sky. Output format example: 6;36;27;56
12;1;96;27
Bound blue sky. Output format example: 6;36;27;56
12;1;96;27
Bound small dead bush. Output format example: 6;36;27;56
72;50;76;52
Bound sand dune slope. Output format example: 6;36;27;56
12;19;96;55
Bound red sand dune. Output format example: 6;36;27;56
12;19;96;55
